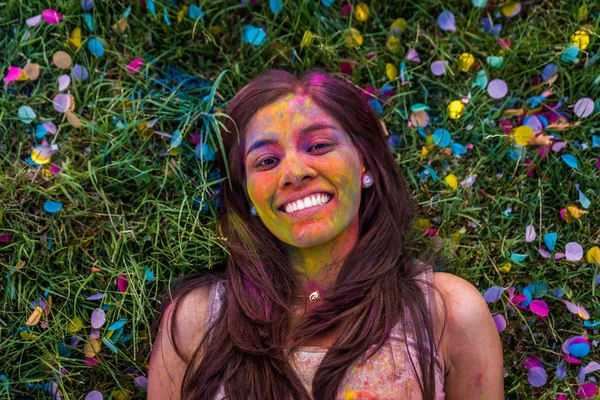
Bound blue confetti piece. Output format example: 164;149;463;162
122;6;131;18
521;287;533;307
410;103;430;112
35;124;47;139
144;266;156;281
561;153;579;169
584;320;600;328
43;200;63;214
423;165;439;181
170;129;183;148
147;0;156;14
107;318;127;331
269;0;284;15
88;38;105;57
592;135;600;148
472;0;487;7
367;98;383;115
163;7;171;26
561;45;580;63
83;13;94;32
189;4;204;20
543;232;557;251
102;337;119;353
451;142;466;156
322;0;335;6
433;128;451;148
542;63;558;81
242;24;267;46
510;253;528;263
575;184;591;209
81;0;94;11
195;143;215;161
417;126;427;139
471;70;488;89
568;343;590;358
399;61;408;84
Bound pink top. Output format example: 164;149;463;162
205;269;446;399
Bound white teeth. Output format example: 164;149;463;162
283;193;331;213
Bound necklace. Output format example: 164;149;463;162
294;289;321;302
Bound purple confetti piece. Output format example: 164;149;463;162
483;286;504;302
86;293;105;301
487;78;508;99
525;225;536;242
566;242;584;261
430;60;447;76
556;362;567;380
91;308;106;329
134;376;148;390
492;314;507;333
85;390;103;400
437;10;456;31
574;98;594;118
527;366;547;387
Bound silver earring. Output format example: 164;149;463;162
362;173;373;188
250;205;257;216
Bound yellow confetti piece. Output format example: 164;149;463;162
112;390;130;400
413;218;431;230
451;226;467;246
20;331;38;340
565;205;589;223
390;18;407;35
457;53;475;72
586;246;600;264
501;2;521;17
177;5;188;23
420;146;429;161
386;63;398;80
68;27;82;49
112;18;128;33
25;306;43;327
570;29;590;50
208;25;221;36
447;100;465;120
386;36;401;53
445;173;458;190
499;263;512;273
300;30;314;49
512;126;534;146
84;338;102;358
345;28;363;48
31;148;52;165
44;295;52;317
66;111;82;128
67;316;84;333
574;5;588;21
354;2;369;22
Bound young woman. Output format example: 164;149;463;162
147;68;504;399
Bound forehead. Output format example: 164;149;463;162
247;94;337;133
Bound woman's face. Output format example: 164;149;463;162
244;93;366;249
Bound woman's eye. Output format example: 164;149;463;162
255;143;332;168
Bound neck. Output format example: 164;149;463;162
283;218;360;304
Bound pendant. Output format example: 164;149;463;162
309;289;320;302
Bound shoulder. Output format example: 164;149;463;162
147;281;216;400
432;272;504;398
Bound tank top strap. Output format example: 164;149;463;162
206;279;227;343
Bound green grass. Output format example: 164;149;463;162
1;0;600;398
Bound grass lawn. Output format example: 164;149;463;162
1;0;600;398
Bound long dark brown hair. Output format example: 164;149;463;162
150;68;447;400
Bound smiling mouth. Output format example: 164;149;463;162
278;194;334;215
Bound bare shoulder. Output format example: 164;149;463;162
147;282;215;400
432;272;504;399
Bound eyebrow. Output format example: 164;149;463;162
245;123;337;158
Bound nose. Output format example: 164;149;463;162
279;153;316;187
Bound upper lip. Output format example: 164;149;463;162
278;191;334;210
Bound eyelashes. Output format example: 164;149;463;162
255;143;334;168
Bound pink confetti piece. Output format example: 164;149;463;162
42;9;63;24
84;356;101;367
26;15;43;27
58;75;71;91
0;232;14;243
405;48;421;63
525;225;536;242
53;94;71;113
578;382;597;398
524;355;543;370
551;141;568;152
117;274;129;292
126;58;144;73
4;66;24;83
530;300;549;317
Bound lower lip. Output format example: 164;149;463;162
279;195;334;218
